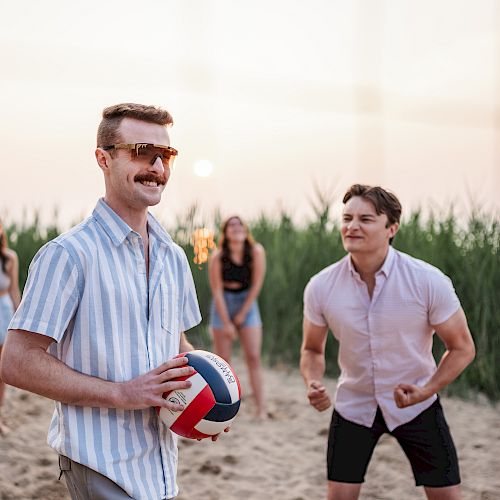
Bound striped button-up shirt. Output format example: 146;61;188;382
10;199;202;499
304;246;460;431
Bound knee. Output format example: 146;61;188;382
245;352;261;369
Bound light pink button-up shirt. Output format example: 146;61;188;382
304;246;460;431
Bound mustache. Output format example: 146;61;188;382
134;173;167;185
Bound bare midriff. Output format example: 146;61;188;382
223;281;245;291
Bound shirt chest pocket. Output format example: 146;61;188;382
160;278;180;336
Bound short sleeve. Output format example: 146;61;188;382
427;270;461;326
303;277;328;327
179;253;202;332
9;242;81;341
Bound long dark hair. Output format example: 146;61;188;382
219;216;255;267
0;220;9;273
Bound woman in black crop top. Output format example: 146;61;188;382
208;216;267;420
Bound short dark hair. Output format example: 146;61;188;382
343;184;402;244
97;103;174;147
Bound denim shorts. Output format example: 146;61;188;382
209;289;262;329
0;294;14;345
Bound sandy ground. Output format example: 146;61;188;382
1;357;499;500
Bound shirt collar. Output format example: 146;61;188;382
347;254;357;276
378;245;395;277
92;198;173;247
347;245;396;278
146;211;173;247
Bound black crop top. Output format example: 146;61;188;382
222;254;252;291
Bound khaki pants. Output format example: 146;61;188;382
59;455;132;500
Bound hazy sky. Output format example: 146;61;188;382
1;0;499;229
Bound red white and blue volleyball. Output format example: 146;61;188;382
158;350;242;440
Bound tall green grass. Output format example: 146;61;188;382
5;205;500;401
175;205;500;402
4;212;60;290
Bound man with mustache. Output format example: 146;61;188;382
1;104;203;499
300;184;475;500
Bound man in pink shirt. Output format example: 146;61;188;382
301;184;476;500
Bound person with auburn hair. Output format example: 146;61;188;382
208;216;267;420
0;220;21;435
0;103;206;499
301;184;475;500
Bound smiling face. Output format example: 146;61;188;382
341;196;399;256
224;217;248;243
96;117;171;213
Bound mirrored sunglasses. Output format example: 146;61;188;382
101;143;178;168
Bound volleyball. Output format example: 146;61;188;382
158;350;241;439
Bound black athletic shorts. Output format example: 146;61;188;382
327;397;461;487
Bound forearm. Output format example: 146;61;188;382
300;348;326;386
238;246;265;317
179;333;194;353
237;286;261;316
9;257;21;309
213;291;232;324
1;340;121;408
424;346;475;396
10;289;21;309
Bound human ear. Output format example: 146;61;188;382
389;222;399;238
95;148;110;172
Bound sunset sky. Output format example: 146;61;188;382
1;0;499;229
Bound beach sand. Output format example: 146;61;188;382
1;357;499;499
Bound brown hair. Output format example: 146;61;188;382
0;220;10;274
219;216;255;266
96;103;174;147
343;184;402;244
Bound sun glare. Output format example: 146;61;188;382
193;159;214;177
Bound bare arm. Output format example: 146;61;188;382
179;332;194;353
7;250;21;309
300;317;331;412
233;244;266;326
0;329;195;411
394;308;476;408
208;251;236;337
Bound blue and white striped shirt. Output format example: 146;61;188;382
10;199;202;499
